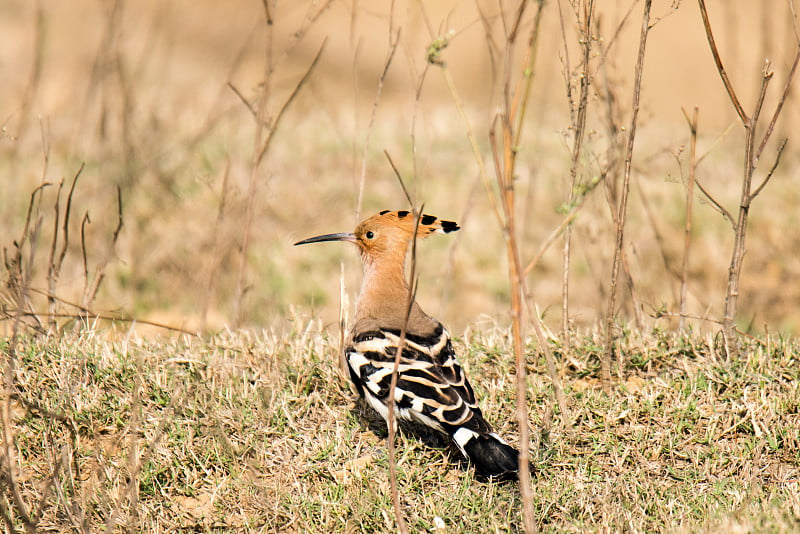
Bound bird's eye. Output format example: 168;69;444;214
365;231;375;239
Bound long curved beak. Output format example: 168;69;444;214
294;232;357;246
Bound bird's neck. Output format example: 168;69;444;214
355;253;434;333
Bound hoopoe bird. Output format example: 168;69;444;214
295;209;519;480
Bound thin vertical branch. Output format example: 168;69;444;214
496;3;547;532
80;212;91;295
46;179;65;331
679;107;699;332
355;30;401;223
337;261;353;393
439;11;573;532
561;0;595;346
200;161;231;332
47;163;84;331
385;205;423;534
602;0;652;389
755;45;800;163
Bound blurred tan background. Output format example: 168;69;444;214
1;0;798;335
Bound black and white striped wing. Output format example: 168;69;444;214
345;325;492;436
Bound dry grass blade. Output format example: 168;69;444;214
4;183;49;330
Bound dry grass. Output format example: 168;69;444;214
1;323;798;532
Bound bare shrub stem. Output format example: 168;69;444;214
560;0;595;347
679;107;699;331
697;0;800;355
602;0;652;389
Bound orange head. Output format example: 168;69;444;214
294;210;459;263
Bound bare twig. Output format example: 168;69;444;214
337;262;353;393
750;138;787;201
46;178;65;330
80;212;91;296
697;0;747;122
261;0;273;26
439;14;571;529
489;3;551;532
694;178;734;228
590;0;638;78
5;183;50;330
679;108;699;331
226;83;263;127
560;0;595;345
47;163;84;331
523;171;605;276
355;30;400;223
231;35;327;327
384;150;415;208
385;205;423;534
755;46;800;161
3;310;197;336
256;39;328;167
651;309;723;325
602;0;652;389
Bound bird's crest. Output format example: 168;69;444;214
294;209;459;257
366;210;460;238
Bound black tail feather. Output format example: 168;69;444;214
462;433;521;481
